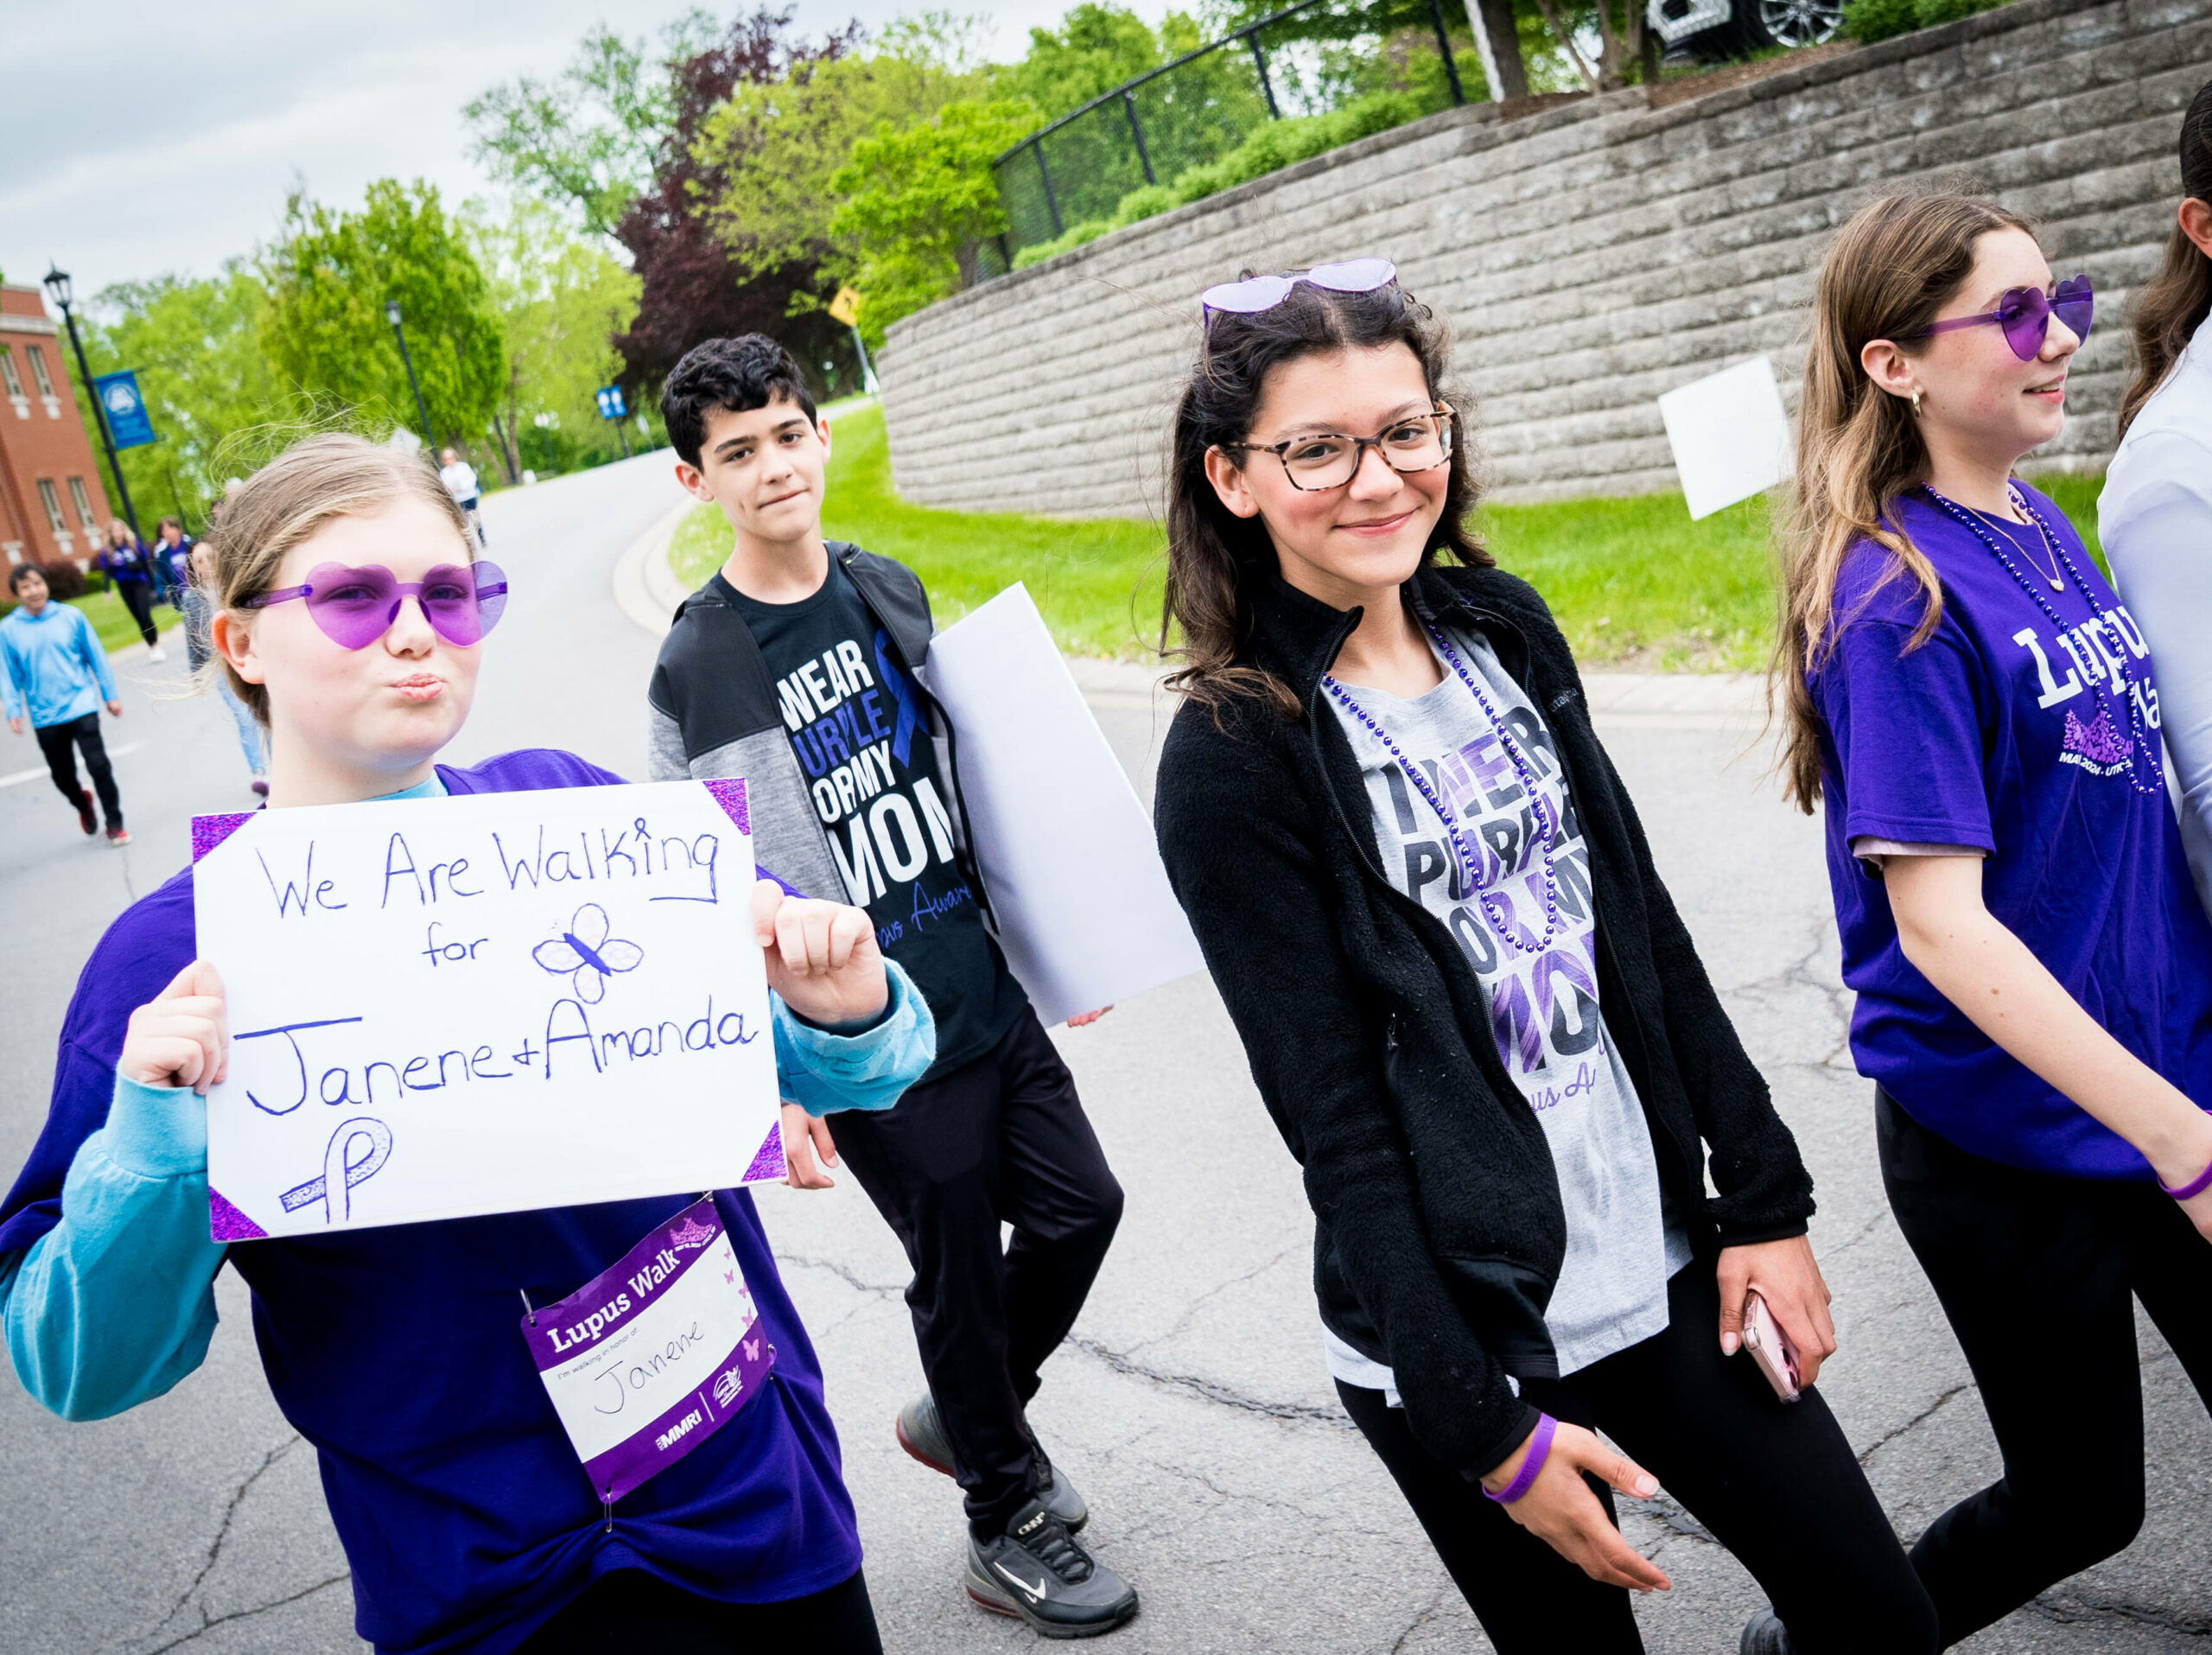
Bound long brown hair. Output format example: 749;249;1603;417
1771;193;2036;812
1160;276;1490;717
2118;80;2212;439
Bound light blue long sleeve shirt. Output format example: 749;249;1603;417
2;961;933;1422
1;601;116;729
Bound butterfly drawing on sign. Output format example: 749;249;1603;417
531;904;644;1004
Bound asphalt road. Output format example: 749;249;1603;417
3;451;2209;1654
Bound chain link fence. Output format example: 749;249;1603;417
981;0;1477;277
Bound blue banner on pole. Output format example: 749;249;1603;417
595;385;627;420
92;371;156;449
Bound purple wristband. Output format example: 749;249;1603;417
2159;1156;2212;1201
1484;1412;1557;1505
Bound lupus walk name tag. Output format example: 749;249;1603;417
522;1196;777;1502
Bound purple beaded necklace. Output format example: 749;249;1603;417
1920;483;2162;798
1324;619;1562;956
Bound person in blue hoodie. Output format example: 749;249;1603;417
0;434;936;1655
3;563;128;844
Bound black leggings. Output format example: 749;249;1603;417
1340;1264;1937;1654
36;711;119;827
514;1567;880;1654
1878;1090;2212;1645
117;578;158;646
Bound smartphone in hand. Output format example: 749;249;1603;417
1742;1290;1802;1404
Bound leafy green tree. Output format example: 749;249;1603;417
464;10;722;236
73;265;286;529
464;197;643;480
691;23;990;294
261;180;507;453
828;99;1033;347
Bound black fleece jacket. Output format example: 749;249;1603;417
1154;562;1815;1480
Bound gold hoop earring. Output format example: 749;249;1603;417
1910;387;1925;417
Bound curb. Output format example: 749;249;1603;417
613;500;697;637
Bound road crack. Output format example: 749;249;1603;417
1065;1334;1353;1427
2023;1588;2212;1638
1856;1381;1974;1467
138;1572;349;1655
142;1434;305;1646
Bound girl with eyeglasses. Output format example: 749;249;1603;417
1153;263;1935;1655
0;435;936;1654
2103;79;2212;911
1775;191;2212;1648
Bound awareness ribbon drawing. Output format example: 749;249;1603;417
280;1117;393;1223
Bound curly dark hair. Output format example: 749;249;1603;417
661;334;820;468
1160;276;1488;717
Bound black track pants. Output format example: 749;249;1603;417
1879;1090;2212;1645
118;579;157;646
1341;1263;1938;1655
831;1008;1123;1537
516;1567;880;1653
35;711;119;826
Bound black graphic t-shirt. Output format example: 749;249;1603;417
715;562;1023;1079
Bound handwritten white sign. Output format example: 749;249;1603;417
191;780;783;1240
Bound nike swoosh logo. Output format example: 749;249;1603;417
995;1561;1046;1603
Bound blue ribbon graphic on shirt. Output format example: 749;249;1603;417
874;630;922;766
279;1117;392;1224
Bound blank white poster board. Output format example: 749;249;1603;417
924;584;1206;1026
192;779;783;1241
1657;356;1794;521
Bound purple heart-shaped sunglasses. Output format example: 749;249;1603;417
245;561;509;649
1201;258;1398;323
1910;275;2094;360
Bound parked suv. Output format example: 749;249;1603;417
1648;0;1842;60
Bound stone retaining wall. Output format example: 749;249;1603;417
877;0;2212;511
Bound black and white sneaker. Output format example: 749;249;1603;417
967;1498;1137;1639
898;1391;1090;1531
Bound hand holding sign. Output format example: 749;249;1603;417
120;959;232;1094
750;879;887;1030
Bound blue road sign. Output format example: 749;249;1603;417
92;370;156;449
595;385;627;420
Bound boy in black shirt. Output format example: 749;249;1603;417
649;337;1135;1639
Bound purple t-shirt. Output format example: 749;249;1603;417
1813;485;2212;1180
0;750;861;1654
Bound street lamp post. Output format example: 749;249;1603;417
384;299;435;454
42;264;140;539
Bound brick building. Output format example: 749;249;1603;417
0;283;112;568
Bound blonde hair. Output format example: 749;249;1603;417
202;434;471;724
1771;192;2036;812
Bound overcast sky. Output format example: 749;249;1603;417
0;0;1162;313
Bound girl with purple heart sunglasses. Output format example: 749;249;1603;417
1777;190;2212;1650
0;432;931;1655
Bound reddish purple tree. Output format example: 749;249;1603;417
613;7;863;399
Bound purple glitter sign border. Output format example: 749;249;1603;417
700;777;750;837
192;812;257;863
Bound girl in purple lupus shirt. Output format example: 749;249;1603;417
0;436;936;1654
1777;192;2212;1647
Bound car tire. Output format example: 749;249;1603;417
1743;0;1844;47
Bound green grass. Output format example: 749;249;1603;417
1477;491;1777;672
669;402;1170;659
666;404;2112;668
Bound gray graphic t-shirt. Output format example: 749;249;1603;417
1323;628;1692;1388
